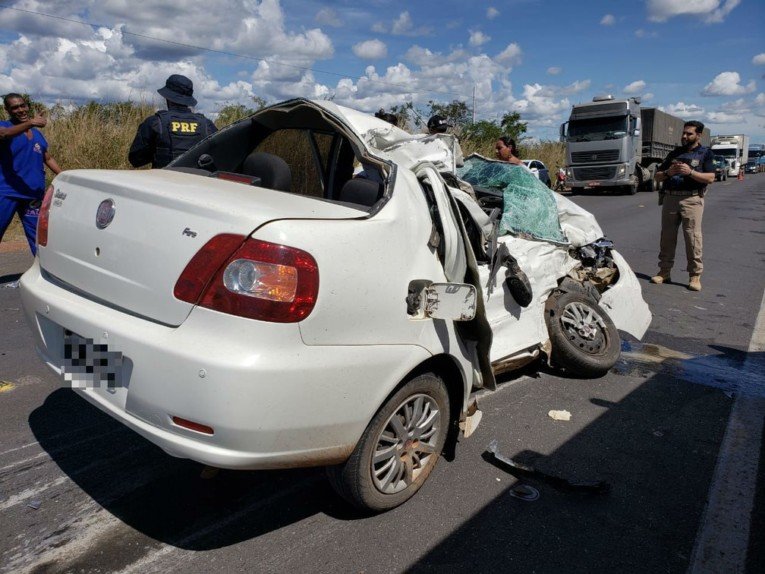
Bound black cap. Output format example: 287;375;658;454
157;74;197;107
427;114;452;133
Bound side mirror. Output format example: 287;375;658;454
407;281;477;321
425;283;477;321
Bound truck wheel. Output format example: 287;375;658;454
626;184;638;195
326;372;450;512
545;291;621;377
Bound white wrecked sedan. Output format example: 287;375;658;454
20;99;650;512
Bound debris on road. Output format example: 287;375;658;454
548;409;572;421
483;440;610;495
509;484;540;501
0;380;16;393
27;500;41;510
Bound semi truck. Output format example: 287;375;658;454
712;135;749;177
560;96;710;194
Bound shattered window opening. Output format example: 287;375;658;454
458;155;568;245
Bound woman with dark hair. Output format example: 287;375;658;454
495;136;522;165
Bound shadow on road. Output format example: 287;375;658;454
28;389;359;552
26;348;763;572
407;347;764;573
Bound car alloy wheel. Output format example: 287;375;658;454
560;301;609;355
326;372;449;512
545;291;621;377
371;393;441;494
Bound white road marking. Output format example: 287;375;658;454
0;475;70;511
688;287;765;574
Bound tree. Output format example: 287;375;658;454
461;120;503;145
427;99;471;130
216;96;267;128
500;111;528;141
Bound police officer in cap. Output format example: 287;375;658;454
129;74;217;169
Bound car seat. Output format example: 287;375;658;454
338;178;383;207
241;152;292;192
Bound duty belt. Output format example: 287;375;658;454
665;189;701;196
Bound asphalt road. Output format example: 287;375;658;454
1;174;764;574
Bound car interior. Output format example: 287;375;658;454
170;102;388;210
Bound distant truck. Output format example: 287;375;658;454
712;135;749;177
560;96;710;195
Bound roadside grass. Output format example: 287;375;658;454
3;101;565;244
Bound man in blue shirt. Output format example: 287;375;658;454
652;120;715;291
0;93;61;255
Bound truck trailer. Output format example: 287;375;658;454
560;96;710;195
712;135;750;177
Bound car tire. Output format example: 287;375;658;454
326;372;450;512
544;291;621;377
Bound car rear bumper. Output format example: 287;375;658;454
20;260;431;470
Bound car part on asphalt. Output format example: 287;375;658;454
508;484;540;501
544;290;621;377
548;410;572;421
326;372;450;512
484;440;610;494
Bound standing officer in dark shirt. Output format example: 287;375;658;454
129;74;217;169
651;120;715;291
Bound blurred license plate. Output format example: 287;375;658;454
63;331;124;388
586;181;601;187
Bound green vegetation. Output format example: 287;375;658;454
2;97;564;244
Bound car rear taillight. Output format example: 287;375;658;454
174;236;319;323
174;234;246;303
37;185;55;248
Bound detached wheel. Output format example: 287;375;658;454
327;373;449;512
545;291;620;377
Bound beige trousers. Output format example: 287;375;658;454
658;194;704;275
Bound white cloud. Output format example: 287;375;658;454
757;93;765;106
601;14;615;26
487;7;500;19
719;98;750;112
389;11;431;37
634;28;658;38
469;30;491;47
547;67;562;75
315;7;342;28
753;53;765;65
706;111;745;123
623;80;646;94
701;71;756;96
643;92;654;101
647;0;741;24
661;102;705;118
352;39;387;60
513;83;571;124
495;43;522;67
371;22;386;33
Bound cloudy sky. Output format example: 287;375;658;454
1;0;763;142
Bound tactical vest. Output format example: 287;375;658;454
154;109;211;168
665;145;712;192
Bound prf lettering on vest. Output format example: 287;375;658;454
170;122;199;133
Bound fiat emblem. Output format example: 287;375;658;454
96;199;116;229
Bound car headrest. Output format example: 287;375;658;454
241;152;292;192
338;178;382;207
